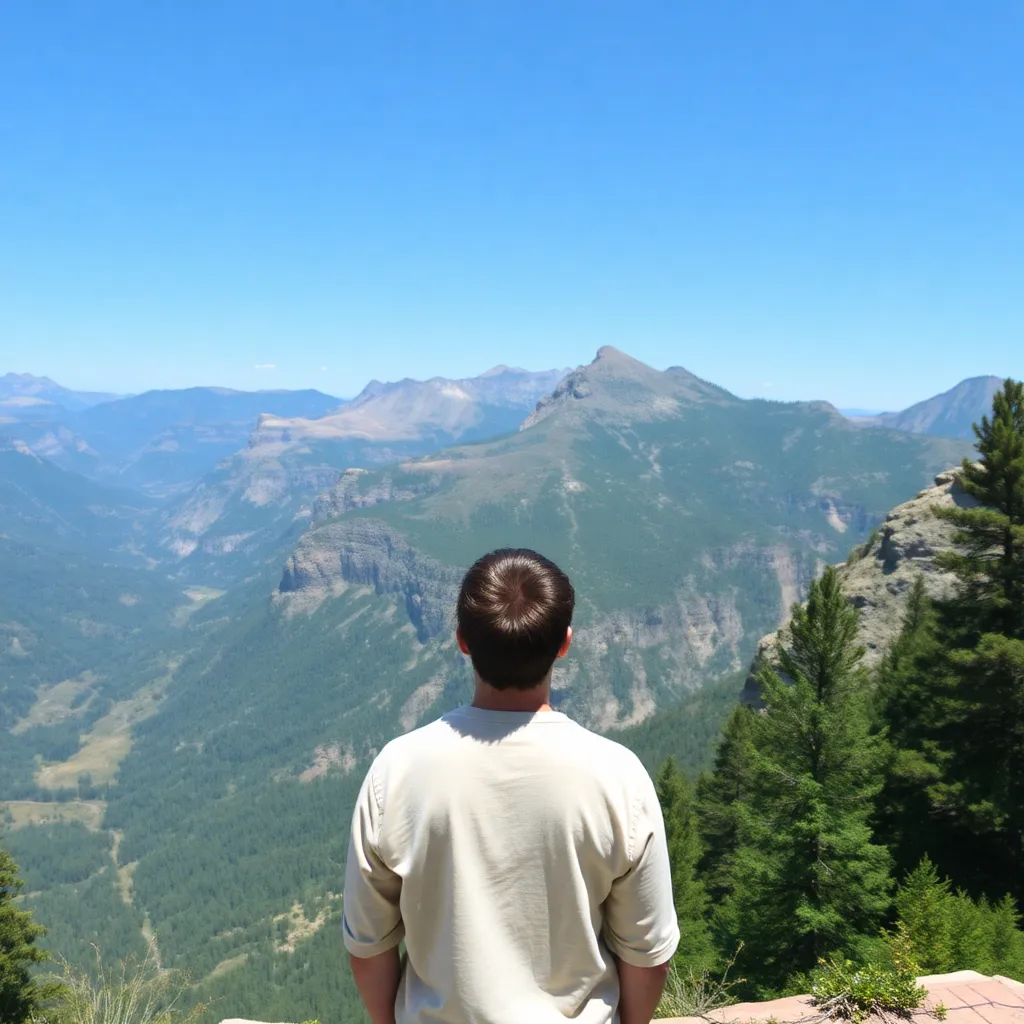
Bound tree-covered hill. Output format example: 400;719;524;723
0;446;155;560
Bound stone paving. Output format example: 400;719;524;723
665;971;1024;1024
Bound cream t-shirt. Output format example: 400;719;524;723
342;706;679;1023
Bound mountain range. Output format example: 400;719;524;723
0;349;1004;1021
0;372;122;412
0;385;346;498
846;375;1005;439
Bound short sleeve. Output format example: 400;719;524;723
602;770;680;968
342;763;405;958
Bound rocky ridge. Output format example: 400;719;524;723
742;467;975;702
872;377;1003;440
253;366;569;447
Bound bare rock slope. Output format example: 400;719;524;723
743;468;976;702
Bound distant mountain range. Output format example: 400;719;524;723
0;372;122;412
1;368;1005;502
837;375;1006;440
0;368;569;504
0;385;346;498
862;376;1004;440
254;366;570;447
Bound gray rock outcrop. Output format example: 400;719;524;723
279;518;464;641
742;468;976;703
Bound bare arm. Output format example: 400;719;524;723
349;947;401;1024
617;956;672;1024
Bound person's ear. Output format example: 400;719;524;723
456;627;471;656
557;626;573;658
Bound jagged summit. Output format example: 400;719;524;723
521;346;736;430
592;344;647;367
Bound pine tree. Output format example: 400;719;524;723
985;895;1024;978
0;846;55;1023
723;567;892;994
873;578;953;879
892;858;1024;980
934;378;1024;638
893;857;953;973
696;703;757;908
946;892;991;974
655;758;716;972
930;379;1024;900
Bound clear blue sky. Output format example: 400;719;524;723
2;1;1021;409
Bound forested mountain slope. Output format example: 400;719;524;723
282;346;969;726
0;446;154;559
0;447;194;799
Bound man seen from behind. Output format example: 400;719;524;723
343;548;679;1023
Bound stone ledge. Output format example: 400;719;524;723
217;975;1024;1024
662;972;1024;1024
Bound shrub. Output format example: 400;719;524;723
810;926;926;1022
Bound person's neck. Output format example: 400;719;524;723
471;676;553;713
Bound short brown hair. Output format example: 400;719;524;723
456;548;575;691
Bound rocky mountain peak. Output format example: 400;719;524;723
870;376;1004;440
521;347;736;430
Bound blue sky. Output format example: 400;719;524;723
1;1;1021;409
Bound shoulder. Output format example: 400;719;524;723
569;722;650;771
367;715;455;776
555;722;656;798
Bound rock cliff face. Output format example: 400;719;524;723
279;518;464;641
742;468;975;702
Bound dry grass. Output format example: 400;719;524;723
36;685;165;789
110;830;138;907
34;949;207;1024
273;896;339;953
12;674;98;734
298;743;355;783
207;954;248;980
1;800;106;831
171;587;226;626
656;948;745;1021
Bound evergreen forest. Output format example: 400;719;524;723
660;379;1024;998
